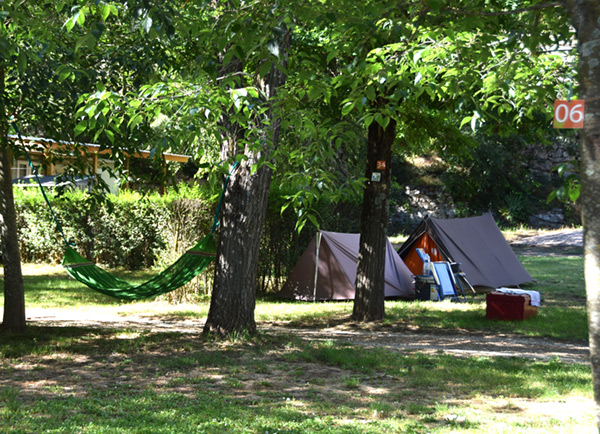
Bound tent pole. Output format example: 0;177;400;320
313;232;321;302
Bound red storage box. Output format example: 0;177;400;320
486;291;538;321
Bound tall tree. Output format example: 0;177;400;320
72;1;295;335
562;0;600;428
353;114;396;320
0;67;25;331
0;2;71;331
319;1;572;321
200;4;292;335
1;0;144;330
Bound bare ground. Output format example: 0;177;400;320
23;308;589;364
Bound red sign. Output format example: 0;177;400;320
376;160;386;170
554;100;584;129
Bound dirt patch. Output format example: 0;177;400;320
23;309;589;365
508;228;583;256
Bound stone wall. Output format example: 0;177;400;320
390;185;456;233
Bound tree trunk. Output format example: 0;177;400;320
352;117;396;322
203;28;290;337
203;154;272;336
0;67;26;332
564;0;600;429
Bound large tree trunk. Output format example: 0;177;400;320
564;0;600;429
203;154;272;336
204;28;290;337
352;117;396;322
0;67;26;332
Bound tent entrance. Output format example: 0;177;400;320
403;233;443;275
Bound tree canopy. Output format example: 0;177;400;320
0;0;580;327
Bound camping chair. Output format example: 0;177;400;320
449;262;475;296
430;262;467;302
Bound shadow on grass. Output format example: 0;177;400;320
0;325;591;433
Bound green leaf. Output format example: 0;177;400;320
296;218;307;235
307;213;320;229
569;187;580;202
76;10;85;26
341;101;355;117
58;67;72;81
259;60;272;78
104;129;115;144
460;116;472;129
128;113;143;130
141;17;153;34
64;15;76;32
17;51;27;72
99;3;110;21
308;85;322;101
74;120;87;137
380;115;390;130
75;34;95;53
365;85;376;101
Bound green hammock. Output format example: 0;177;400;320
62;234;217;300
11;122;232;301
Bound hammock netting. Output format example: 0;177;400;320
62;234;217;300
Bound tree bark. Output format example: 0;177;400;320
203;28;290;337
352;117;396;322
0;67;26;332
563;0;600;429
203;154;272;336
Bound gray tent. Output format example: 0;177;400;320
279;230;415;301
397;213;533;289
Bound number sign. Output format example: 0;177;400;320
554;100;584;129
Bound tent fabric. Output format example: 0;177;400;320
397;213;533;289
279;230;415;301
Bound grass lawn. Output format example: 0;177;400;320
0;249;594;433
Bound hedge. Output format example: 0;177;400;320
14;186;214;270
12;184;361;296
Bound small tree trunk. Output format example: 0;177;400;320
0;67;26;332
352;117;396;322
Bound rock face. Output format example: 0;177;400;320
390;185;456;233
524;139;578;182
389;140;579;233
528;208;566;229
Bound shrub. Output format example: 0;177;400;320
13;187;215;271
13;180;360;296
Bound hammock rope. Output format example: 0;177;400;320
11;122;236;300
11;122;74;246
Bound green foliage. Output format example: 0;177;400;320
441;134;540;222
12;180;359;294
548;159;581;204
12;187;214;270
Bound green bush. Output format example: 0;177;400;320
13;187;215;271
13;181;359;295
441;135;539;222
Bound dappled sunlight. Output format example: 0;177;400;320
255;300;352;322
